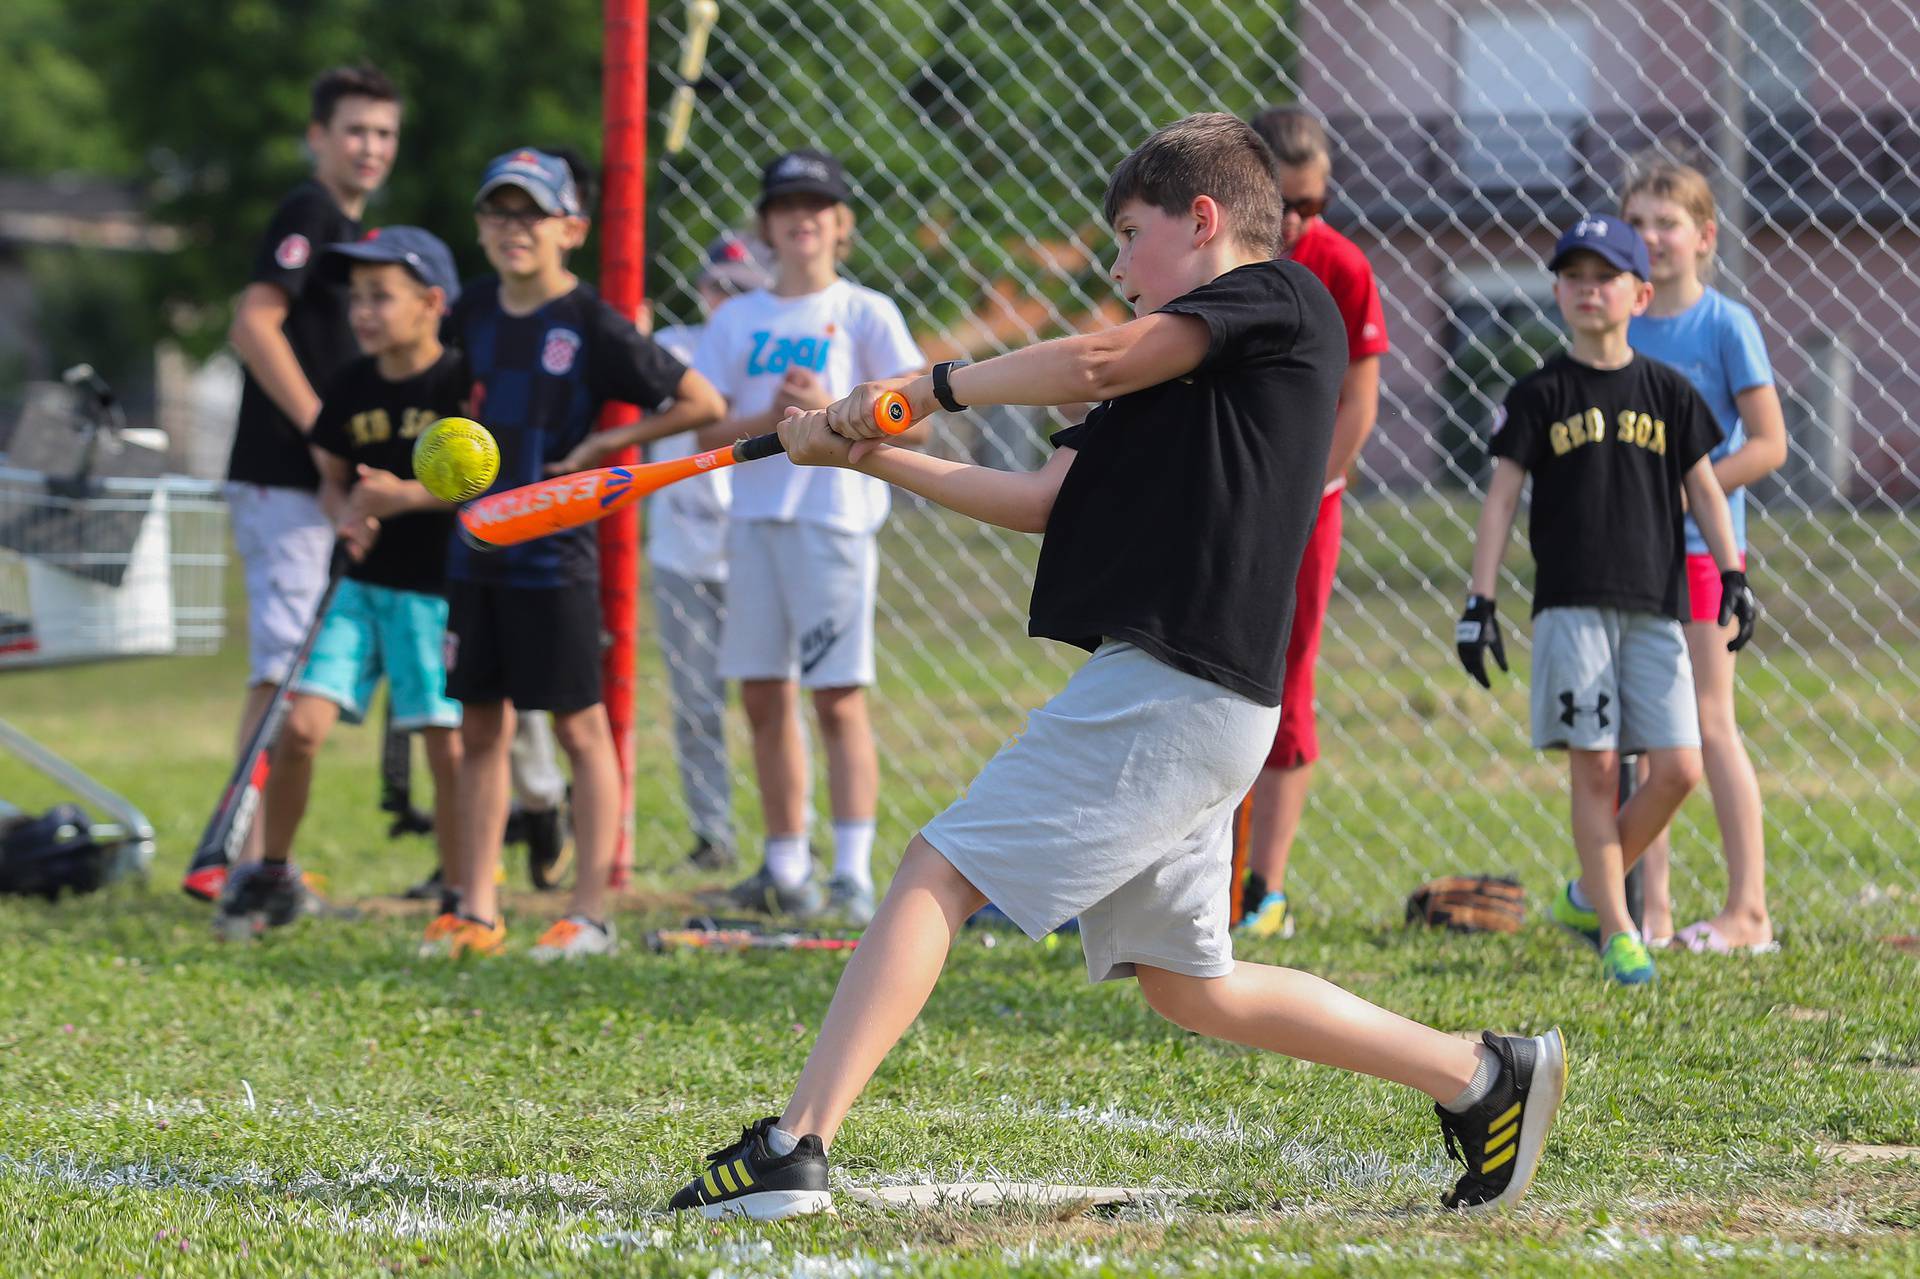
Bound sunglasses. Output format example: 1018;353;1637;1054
1282;193;1328;220
474;205;557;230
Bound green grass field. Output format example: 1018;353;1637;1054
0;497;1916;1275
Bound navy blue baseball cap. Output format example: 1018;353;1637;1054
758;148;852;210
323;226;461;305
1547;213;1650;280
700;231;773;294
474;148;584;218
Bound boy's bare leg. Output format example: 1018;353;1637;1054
1572;747;1701;941
552;704;621;923
1686;621;1771;944
1634;754;1676;941
1569;749;1634;941
260;694;340;862
1133;963;1481;1100
742;677;810;840
422;726;462;881
456;701;514;923
812;686;878;824
1617;747;1702;874
1247;761;1313;886
780;836;985;1145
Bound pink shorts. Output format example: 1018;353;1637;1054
1685;551;1747;624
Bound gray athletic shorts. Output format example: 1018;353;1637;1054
226;483;333;688
921;641;1279;984
718;519;876;688
1530;607;1699;752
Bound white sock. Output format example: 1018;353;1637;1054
765;834;811;890
1567;878;1593;910
1442;1045;1502;1113
766;1125;799;1156
832;819;876;889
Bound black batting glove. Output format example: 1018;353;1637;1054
1718;569;1757;652
1455;594;1507;689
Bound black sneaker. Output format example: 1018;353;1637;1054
695;866;821;917
1436;1028;1568;1211
668;1117;832;1220
386;806;434;839
525;805;573;891
400;867;444;900
682;836;738;873
215;860;305;941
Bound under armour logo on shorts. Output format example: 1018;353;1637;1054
1559;690;1610;728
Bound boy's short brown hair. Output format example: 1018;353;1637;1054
1249;106;1330;170
310;64;400;127
1102;113;1284;256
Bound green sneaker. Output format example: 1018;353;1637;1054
1550;880;1601;951
1600;931;1656;986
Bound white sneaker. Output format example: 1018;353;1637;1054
529;915;617;961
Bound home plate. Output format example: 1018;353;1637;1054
846;1182;1193;1211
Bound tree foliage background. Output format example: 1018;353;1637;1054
5;0;1296;395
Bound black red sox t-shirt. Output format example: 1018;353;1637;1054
1490;352;1723;619
1029;259;1346;706
227;181;363;490
444;279;687;589
309;350;472;595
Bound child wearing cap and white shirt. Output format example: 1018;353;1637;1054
688;150;926;926
644;232;776;875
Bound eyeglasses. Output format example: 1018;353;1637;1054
474;205;555;230
1282;193;1328;220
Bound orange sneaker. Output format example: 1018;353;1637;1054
417;911;462;957
530;915;616;961
447;916;507;958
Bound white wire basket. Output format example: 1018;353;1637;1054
0;466;229;670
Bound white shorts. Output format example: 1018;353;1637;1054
717;519;876;688
227;483;333;687
1530;607;1700;753
922;642;1280;984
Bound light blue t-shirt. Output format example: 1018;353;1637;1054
1627;288;1773;554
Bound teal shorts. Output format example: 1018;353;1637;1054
296;578;461;729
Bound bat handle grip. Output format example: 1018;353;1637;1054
733;431;784;462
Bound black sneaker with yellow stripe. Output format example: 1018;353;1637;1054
1435;1028;1568;1211
668;1116;832;1220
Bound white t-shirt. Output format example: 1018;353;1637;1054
645;323;730;582
692;279;924;534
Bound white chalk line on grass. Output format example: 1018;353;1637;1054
0;1152;1861;1272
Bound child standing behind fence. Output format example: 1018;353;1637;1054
1621;161;1788;955
1460;214;1757;986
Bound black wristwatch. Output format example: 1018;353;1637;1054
932;360;969;413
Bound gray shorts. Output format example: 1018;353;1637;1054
226;483;334;687
717;519;876;688
921;642;1279;984
1530;607;1700;752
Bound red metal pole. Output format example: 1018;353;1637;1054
599;0;647;887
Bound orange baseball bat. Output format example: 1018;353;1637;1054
458;391;911;549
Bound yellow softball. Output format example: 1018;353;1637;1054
412;417;501;503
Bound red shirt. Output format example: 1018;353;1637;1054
1287;219;1388;362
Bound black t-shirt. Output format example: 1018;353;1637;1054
444;279;687;588
227;181;363;489
1490;352;1722;618
309;350;472;595
1028;259;1346;706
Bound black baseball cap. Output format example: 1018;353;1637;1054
758;148;853;210
323;226;461;304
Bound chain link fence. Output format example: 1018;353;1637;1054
630;0;1920;926
14;3;1911;926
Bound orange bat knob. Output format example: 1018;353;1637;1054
874;391;912;435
